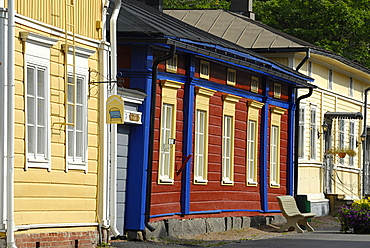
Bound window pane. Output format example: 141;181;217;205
76;131;83;158
37;69;45;98
27;96;35;125
68;84;74;103
27;67;35;96
37;126;45;155
27;126;34;154
37;99;45;126
76;78;83;104
68;130;74;157
76;105;83;130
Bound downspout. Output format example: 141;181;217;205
293;87;313;197
145;44;176;232
362;87;370;197
296;49;310;72
98;0;110;234
7;0;17;247
109;0;121;237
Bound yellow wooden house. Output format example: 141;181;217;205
0;0;114;247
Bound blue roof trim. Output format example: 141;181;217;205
174;38;314;82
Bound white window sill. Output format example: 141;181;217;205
26;158;50;171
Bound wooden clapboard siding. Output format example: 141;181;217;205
12;0;101;39
11;0;101;229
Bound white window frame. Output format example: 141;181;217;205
247;119;257;185
200;60;210;80
222;115;233;184
310;107;317;160
159;103;175;183
328;69;333;90
221;94;240;185
298;105;305;159
166;54;178;73
338;119;345;164
274;83;281;99
66;74;88;170
158;80;183;184
194;87;215;184
269;107;285;188
246;100;264;186
227;68;236;86
251;76;259;93
194;110;207;183
21;32;58;171
270;125;280;186
64;46;95;172
349;121;355;166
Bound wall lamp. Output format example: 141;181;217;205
317;122;329;138
356;134;366;147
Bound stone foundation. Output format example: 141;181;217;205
144;215;285;240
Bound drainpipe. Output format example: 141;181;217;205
7;0;17;247
145;45;176;232
296;49;310;72
293;87;313;197
109;0;121;237
362;87;370;197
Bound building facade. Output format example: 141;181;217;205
0;1;111;247
114;0;314;238
165;3;370;215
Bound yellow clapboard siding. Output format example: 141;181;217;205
16;0;102;40
15;211;97;225
14;109;25;124
50;156;65;170
15;183;96;198
51;142;65;157
88;134;98;148
50;60;64;78
16;198;96;211
14;123;24;140
87;147;98;160
15;168;97;185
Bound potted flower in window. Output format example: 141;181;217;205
346;148;357;157
326;147;349;158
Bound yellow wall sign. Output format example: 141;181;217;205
106;95;124;124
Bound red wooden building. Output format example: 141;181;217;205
112;0;314;238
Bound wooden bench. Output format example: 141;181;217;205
276;195;316;233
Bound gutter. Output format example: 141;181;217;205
145;44;176;232
7;0;17;247
362;87;370;196
109;0;121;238
293;87;313;197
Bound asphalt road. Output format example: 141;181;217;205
111;227;370;248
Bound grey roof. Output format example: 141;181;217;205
164;9;370;75
108;0;314;86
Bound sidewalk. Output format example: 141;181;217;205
110;215;367;247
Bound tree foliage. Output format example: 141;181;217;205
163;0;370;68
163;0;230;9
253;0;370;67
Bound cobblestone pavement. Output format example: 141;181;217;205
109;215;346;248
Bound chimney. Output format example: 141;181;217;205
138;0;163;12
230;0;255;20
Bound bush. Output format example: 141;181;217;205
338;198;370;233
